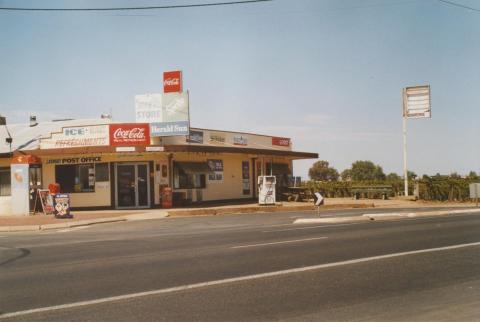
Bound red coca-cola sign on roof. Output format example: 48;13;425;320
109;123;150;146
163;70;182;93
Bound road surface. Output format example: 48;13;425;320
1;207;479;321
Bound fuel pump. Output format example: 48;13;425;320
258;175;276;205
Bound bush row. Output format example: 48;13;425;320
304;177;478;201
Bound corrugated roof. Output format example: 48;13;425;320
0;119;112;155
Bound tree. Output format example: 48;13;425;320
467;171;479;180
348;160;386;181
386;172;401;181
308;160;339;181
450;172;461;179
341;169;352;181
407;171;417;180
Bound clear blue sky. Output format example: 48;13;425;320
1;0;479;178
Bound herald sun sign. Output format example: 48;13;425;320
163;71;182;93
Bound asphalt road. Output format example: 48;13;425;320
1;207;480;321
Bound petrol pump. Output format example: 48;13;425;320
258;175;276;205
10;155;42;215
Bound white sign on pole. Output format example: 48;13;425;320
135;92;190;137
314;192;324;206
403;85;431;119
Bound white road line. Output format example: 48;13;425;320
231;237;328;249
2;241;480;319
263;222;363;233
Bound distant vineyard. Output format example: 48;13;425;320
304;176;477;201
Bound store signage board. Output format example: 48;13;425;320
40;125;110;149
135;92;190;137
146;146;165;152
150;121;189;137
233;135;248;146
163;70;182;93
135;94;163;123
187;130;204;144
110;123;150;146
403;85;431;119
209;132;226;144
46;156;102;165
272;137;290;147
115;147;136;152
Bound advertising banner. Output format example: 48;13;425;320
135;94;163;124
40;125;110;149
11;164;30;215
37;189;54;215
187;130;204;144
163;70;182;93
54;194;72;218
272;137;290;147
109;123;150;146
150;121;189;137
135;92;190;137
233;135;248;146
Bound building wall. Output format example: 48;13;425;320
172;153;252;202
41;152;168;208
1;150;292;213
0;196;12;215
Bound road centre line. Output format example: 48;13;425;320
2;241;480;319
231;237;328;249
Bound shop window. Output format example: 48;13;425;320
55;164;95;193
95;163;109;182
0;167;11;196
173;164;206;189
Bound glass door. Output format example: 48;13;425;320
137;164;149;207
115;163;150;208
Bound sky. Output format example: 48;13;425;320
1;0;479;179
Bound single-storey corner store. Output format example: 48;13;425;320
0;118;317;215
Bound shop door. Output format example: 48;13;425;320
115;163;150;208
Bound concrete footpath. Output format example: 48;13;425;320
0;198;477;232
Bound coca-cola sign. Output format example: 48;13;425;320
109;124;150;146
272;137;290;147
163;70;182;93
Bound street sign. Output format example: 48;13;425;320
314;192;324;206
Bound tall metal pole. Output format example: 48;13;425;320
403;116;408;196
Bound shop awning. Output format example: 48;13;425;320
174;162;213;174
164;145;318;160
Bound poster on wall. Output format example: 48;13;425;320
242;161;250;195
207;159;223;182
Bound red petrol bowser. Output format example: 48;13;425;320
161;187;172;208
